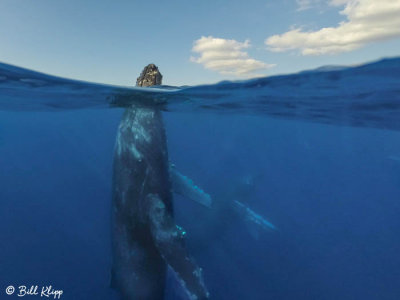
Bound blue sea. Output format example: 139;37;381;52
0;58;399;299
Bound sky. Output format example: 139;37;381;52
0;0;399;86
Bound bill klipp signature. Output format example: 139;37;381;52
5;285;63;299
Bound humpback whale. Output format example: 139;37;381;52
111;64;209;300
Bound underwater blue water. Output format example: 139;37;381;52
165;113;400;300
0;58;400;299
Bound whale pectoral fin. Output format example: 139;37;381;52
147;194;209;300
233;200;277;232
169;164;212;208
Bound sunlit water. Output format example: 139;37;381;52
0;58;399;299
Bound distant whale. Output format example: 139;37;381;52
110;64;209;299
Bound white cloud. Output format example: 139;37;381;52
266;0;400;55
191;36;275;77
296;0;321;11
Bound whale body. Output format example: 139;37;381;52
110;65;208;299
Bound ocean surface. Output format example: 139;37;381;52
0;57;399;299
